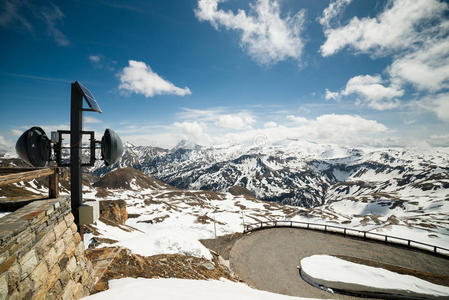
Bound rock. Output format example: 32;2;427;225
62;280;76;300
54;219;67;239
0;274;8;300
29;261;48;289
18;250;38;280
66;257;77;275
199;262;215;271
99;200;128;224
47;265;61;289
73;282;84;299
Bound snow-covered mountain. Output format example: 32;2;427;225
90;140;449;209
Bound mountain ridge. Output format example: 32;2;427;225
89;141;449;208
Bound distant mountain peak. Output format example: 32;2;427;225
173;139;202;151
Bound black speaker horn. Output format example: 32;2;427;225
15;127;51;167
101;128;124;166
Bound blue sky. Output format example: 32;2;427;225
1;0;448;149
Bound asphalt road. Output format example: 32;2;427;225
229;228;449;299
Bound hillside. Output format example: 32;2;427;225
90;141;449;209
93;167;174;191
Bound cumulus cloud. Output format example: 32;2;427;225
320;0;447;56
338;75;403;110
119;60;191;98
173;121;210;144
135;113;390;148
324;88;339;101
221;114;389;147
195;0;305;65
216;113;255;130
388;38;449;92
177;108;256;130
320;0;449;113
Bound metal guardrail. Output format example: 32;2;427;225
244;220;449;257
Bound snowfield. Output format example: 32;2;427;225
300;255;449;298
82;277;318;300
82;184;449;259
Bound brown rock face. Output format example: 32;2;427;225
99;200;128;224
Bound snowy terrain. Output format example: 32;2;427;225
90;141;449;210
80;175;449;258
1;145;449;298
301;255;449;298
1;159;448;258
83;277;317;300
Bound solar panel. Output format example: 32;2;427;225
76;81;102;113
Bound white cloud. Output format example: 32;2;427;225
84;116;102;124
287;115;307;123
133;113;390;148
41;3;69;46
119;60;191;98
216;113;255;130
320;0;449;115
430;134;449;139
320;0;447;56
10;129;23;136
0;1;69;46
318;0;351;29
177;108;256;130
324;88;339;101
195;0;305;65
388;37;449;92
221;114;389;147
339;75;403;110
264;121;277;128
89;55;101;63
414;93;449;122
0;135;8;146
173;121;210;144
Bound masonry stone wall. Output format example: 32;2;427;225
0;196;94;300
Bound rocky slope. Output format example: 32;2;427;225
90;141;449;209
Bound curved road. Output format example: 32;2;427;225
230;228;449;299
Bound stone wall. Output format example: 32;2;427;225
0;196;94;299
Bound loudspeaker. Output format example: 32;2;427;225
101;129;123;166
15;127;51;167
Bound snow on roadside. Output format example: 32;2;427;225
300;255;449;298
82;277;318;300
85;183;449;259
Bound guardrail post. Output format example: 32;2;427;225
434;246;437;253
307;223;309;229
290;221;292;227
408;240;411;247
343;228;346;236
324;225;327;231
385;236;388;243
363;232;366;239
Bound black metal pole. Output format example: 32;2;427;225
70;83;83;229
